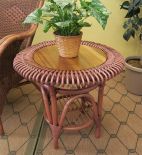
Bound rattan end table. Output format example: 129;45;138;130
13;41;124;149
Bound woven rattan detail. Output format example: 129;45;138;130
0;0;38;38
13;41;124;88
55;33;82;58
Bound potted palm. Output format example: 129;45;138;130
121;0;142;95
24;0;109;58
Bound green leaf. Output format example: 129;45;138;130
43;21;51;32
138;18;142;26
80;0;90;9
123;29;135;41
89;0;110;29
32;9;42;18
123;21;128;29
23;9;43;24
41;1;52;12
53;0;73;8
55;21;71;27
78;21;91;27
42;12;57;17
132;23;139;30
125;7;140;18
134;0;141;6
120;1;130;10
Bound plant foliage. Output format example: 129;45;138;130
24;0;110;36
121;0;142;41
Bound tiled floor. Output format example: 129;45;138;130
1;72;142;155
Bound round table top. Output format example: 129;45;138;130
13;41;124;87
33;45;106;71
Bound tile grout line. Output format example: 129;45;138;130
24;105;44;155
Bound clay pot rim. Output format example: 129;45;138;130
54;31;83;38
125;56;142;73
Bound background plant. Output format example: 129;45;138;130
24;0;110;36
121;0;142;41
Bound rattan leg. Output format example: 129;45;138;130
96;83;105;137
98;84;105;116
41;86;52;124
42;86;61;149
41;85;61;149
50;124;62;149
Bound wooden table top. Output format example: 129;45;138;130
33;45;107;71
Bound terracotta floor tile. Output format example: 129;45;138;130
20;105;37;123
135;104;142;119
111;104;128;122
13;96;30;112
127;114;142;134
27;116;37;135
0;139;9;155
8;126;29;151
90;89;98;101
80;126;93;135
61;132;81;150
129;153;138;155
16;141;28;155
3;114;21;135
35;99;42;111
102;113;120;134
127;93;142;103
42;139;65;155
89;127;110;149
106;138;128;155
7;88;22;103
115;83;127;95
136;138;142;155
42;125;52;149
113;72;124;82
117;125;137;149
104;85;110;95
107;89;122;102
121;96;136;111
75;139;97;155
1;72;142;154
1;104;13;121
103;96;113;111
106;79;117;88
20;84;35;95
28;91;41;103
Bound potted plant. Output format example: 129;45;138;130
24;0;109;58
121;0;142;95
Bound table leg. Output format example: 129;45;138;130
96;83;105;138
41;87;52;124
41;85;102;149
48;86;60;149
41;86;61;149
48;86;65;149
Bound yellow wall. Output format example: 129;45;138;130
33;0;142;57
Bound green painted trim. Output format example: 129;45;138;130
34;121;50;154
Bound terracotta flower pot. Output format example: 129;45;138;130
125;56;142;95
54;32;82;58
